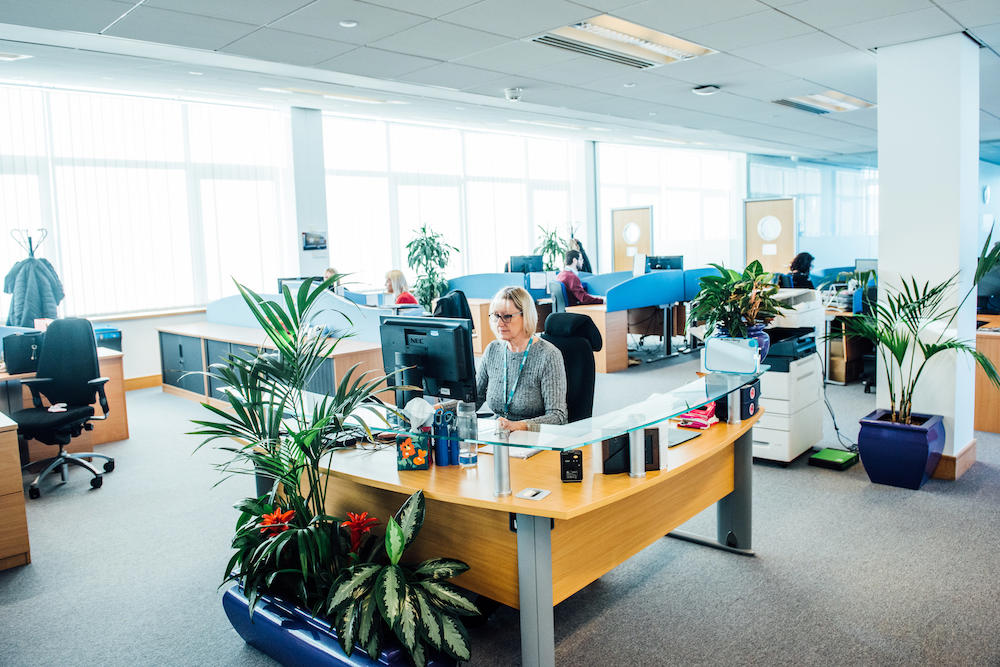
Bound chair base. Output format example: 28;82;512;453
21;444;114;499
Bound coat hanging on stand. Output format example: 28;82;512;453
4;230;64;327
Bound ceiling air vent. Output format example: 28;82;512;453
773;90;875;115
533;15;715;70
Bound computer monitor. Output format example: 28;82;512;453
379;315;476;406
647;255;683;271
509;255;544;273
855;259;877;274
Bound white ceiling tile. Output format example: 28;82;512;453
944;0;1000;28
463;75;550;97
830;106;878;129
970;22;1000;52
316;47;440;78
272;0;428;44
0;0;132;33
677;9;813;52
441;0;594;39
773;51;876;102
613;0;769;35
731;31;859;66
362;0;481;18
369;20;509;60
520;55;638;85
105;6;257;50
777;0;928;31
397;62;507;90
219;29;356;66
453;40;581;73
648;53;763;84
143;0;314;25
827;7;963;51
568;0;645;11
584;70;691;100
724;77;824;102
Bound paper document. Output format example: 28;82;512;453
527;272;547;290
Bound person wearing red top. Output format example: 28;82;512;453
556;250;603;306
385;270;418;305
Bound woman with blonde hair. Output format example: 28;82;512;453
475;286;567;432
384;270;417;305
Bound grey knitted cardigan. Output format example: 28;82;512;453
475;336;568;431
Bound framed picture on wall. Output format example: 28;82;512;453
302;232;327;251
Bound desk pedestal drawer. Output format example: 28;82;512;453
0;489;30;569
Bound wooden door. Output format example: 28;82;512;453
744;198;795;274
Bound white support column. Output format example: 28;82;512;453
289;106;330;277
876;33;980;457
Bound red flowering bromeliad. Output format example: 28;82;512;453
341;511;378;554
259;507;295;537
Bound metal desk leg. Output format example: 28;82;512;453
516;513;555;667
661;304;679;358
667;428;755;557
494;444;512;496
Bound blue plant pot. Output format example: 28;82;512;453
715;324;771;361
857;409;945;490
222;582;454;667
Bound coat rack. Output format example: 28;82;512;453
11;229;48;258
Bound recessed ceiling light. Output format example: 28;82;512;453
188;71;204;76
258;87;291;94
0;53;32;62
692;85;720;96
633;135;687;145
509;119;583;130
623;82;636;88
587;127;611;132
323;92;383;104
648;111;656;116
385;100;410;105
454;106;465;110
339;20;359;28
775;89;875;114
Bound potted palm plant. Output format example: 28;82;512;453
535;225;569;271
406;224;458;311
687;260;788;360
191;277;476;666
846;234;1000;489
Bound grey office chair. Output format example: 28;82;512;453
547;281;568;313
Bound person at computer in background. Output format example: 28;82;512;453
568;237;593;274
476;286;567;433
556;250;604;306
385;270;418;305
323;267;340;290
789;252;815;289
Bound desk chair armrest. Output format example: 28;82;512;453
88;377;111;419
21;377;54;408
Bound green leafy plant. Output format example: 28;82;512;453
406;224;458;310
687;260;788;338
534;225;570;271
843;232;1000;424
326;491;477;666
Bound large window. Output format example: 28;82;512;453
0;84;296;318
323;117;587;288
596;143;747;271
748;155;878;270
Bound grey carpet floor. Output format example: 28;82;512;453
1;355;999;666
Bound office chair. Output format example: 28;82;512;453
541;313;602;423
14;318;114;499
432;289;474;330
547;281;568;314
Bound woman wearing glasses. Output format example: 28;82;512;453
476;286;567;432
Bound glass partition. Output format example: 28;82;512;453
358;369;766;451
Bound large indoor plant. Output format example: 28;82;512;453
191;277;476;666
534;225;569;271
406;224;458;310
845;234;1000;489
687;260;788;359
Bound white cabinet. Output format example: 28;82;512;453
753;354;823;463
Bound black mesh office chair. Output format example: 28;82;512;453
547;281;568;314
432;289;474;330
541;313;603;423
15;318;114;499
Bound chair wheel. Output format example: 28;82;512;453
90;476;103;489
104;460;115;473
28;486;40;499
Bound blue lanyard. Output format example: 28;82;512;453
503;337;533;417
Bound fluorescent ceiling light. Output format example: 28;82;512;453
323;92;384;104
0;53;32;62
339;20;359;28
509;119;583;130
633;135;687;145
535;15;715;69
775;89;874;114
692;85;720;96
188;71;204;76
258;87;291;94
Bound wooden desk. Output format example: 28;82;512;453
0;348;129;463
824;309;870;384
318;413;759;666
466;299;495;356
158;322;386;407
975;314;1000;433
0;413;29;570
566;304;627;373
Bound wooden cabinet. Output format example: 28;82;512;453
826;314;870;384
0;414;29;570
974;315;1000;433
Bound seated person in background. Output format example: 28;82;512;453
385;270;418;305
476;286;567;432
323;267;340;290
569;237;593;274
789;252;815;289
556;250;604;306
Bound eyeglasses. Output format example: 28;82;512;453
489;311;522;324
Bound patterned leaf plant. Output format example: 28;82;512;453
687;260;789;338
327;490;478;667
